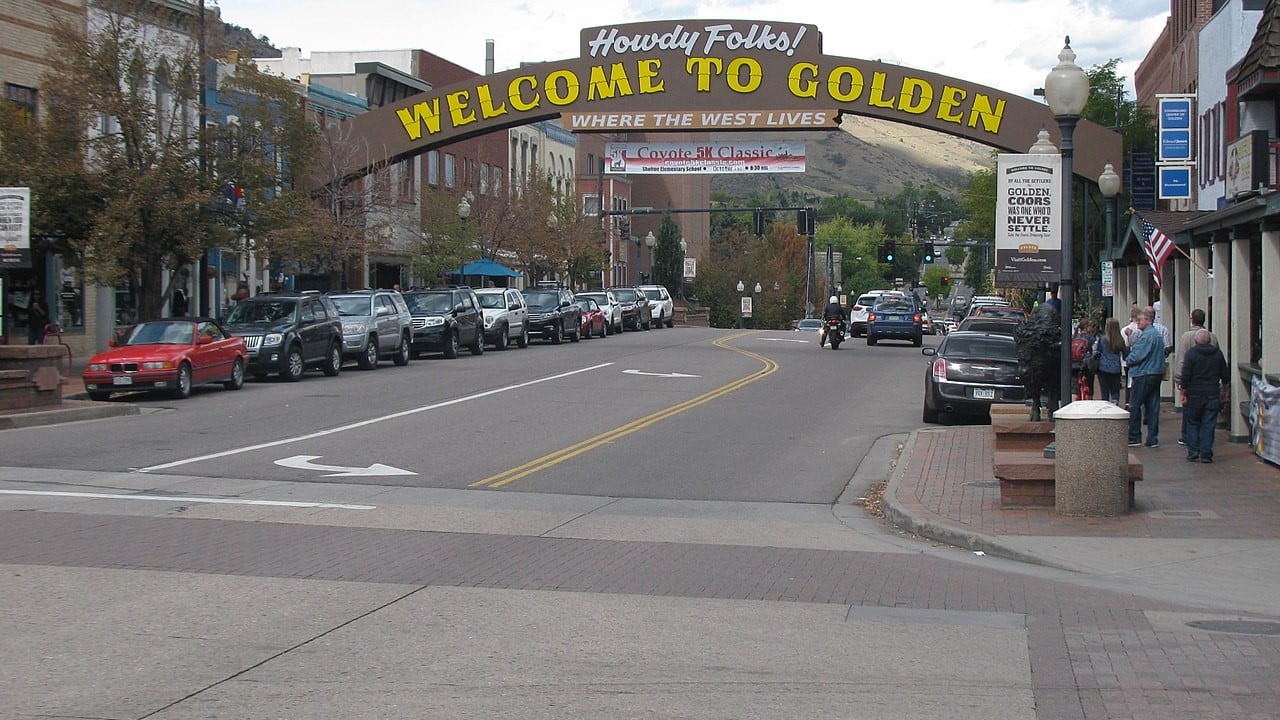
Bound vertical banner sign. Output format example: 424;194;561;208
995;154;1061;287
1250;377;1280;466
1157;96;1193;162
0;187;32;269
741;296;753;318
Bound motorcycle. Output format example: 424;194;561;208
824;318;845;349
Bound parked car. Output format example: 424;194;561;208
474;287;529;350
638;284;675;328
608;286;652;331
222;292;344;381
957;317;1023;336
83;318;247;400
866;296;923;346
403;287;485;358
575;297;608;338
921;330;1026;423
577;290;622;334
968;304;1027;321
522;286;582;344
326;289;412;369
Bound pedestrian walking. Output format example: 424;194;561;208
27;289;48;345
1175;308;1217;446
1179;329;1229;462
1126;309;1165;448
1094;318;1125;405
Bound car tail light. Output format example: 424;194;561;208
913;313;922;322
853;305;864;312
932;358;948;381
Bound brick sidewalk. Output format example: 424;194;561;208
891;408;1280;541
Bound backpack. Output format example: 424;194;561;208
1071;336;1090;362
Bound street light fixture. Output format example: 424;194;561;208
1098;162;1121;320
645;231;656;282
1044;36;1089;411
737;280;745;329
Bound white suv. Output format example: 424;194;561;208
474;287;529;350
638;284;674;328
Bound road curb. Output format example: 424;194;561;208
0;400;141;430
878;429;1076;571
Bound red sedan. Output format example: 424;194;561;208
575;297;608;339
83;318;247;400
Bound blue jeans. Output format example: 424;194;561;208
1183;393;1221;459
1097;371;1122;404
1128;373;1161;445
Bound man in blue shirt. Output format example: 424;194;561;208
1126;309;1166;447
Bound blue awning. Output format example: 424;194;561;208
449;258;522;278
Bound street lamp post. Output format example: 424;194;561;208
1098;163;1121;322
753;281;762;329
1044;36;1090;412
736;280;745;329
644;231;656;284
678;237;687;299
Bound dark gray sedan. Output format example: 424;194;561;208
921;331;1026;423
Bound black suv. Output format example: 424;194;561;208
403;287;485;359
522;286;581;344
222;292;344;381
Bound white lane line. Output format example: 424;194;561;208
0;489;374;510
137;363;614;473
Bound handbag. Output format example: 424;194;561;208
1084;353;1099;373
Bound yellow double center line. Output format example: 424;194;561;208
470;333;777;489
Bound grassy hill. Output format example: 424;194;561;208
710;115;995;203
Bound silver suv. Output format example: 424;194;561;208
474;287;529;350
326;290;412;369
638;284;674;328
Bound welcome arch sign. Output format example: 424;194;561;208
322;19;1120;183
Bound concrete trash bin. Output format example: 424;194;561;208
1053;400;1131;516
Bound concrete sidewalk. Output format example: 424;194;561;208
881;407;1280;616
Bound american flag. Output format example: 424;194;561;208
1140;216;1175;289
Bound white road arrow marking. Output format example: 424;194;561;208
621;369;700;378
275;455;417;477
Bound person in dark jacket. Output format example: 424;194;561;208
819;295;844;347
1178;328;1229;463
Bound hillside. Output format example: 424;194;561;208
710;115;996;202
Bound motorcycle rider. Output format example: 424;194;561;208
819;295;845;347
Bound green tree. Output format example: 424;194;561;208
650;212;682;291
1085;59;1156;155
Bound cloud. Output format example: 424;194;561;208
212;0;1166;97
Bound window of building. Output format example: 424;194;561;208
427;150;440;185
480;163;490;195
5;83;37;118
397;158;415;202
444;154;456;188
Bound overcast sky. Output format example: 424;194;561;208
211;0;1170;100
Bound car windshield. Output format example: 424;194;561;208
944;336;1017;359
642;288;662;300
124;321;194;345
612;289;637;302
575;300;595;312
579;293;607;305
329;296;373;316
875;299;914;312
524;291;559;308
405;293;453;313
476;293;507;309
225;300;296;324
796;319;822;330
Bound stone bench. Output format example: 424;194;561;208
992;448;1143;508
0;345;68;413
991;415;1054;452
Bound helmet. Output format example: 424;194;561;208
829;296;838;304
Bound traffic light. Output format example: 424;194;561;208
923;242;935;263
878;239;895;263
752;209;765;236
941;275;951;289
796;207;815;235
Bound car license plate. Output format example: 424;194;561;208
973;387;995;399
113;376;133;386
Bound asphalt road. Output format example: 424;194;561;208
5;326;938;503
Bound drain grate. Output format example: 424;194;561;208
1147;509;1220;519
1186;619;1280;636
